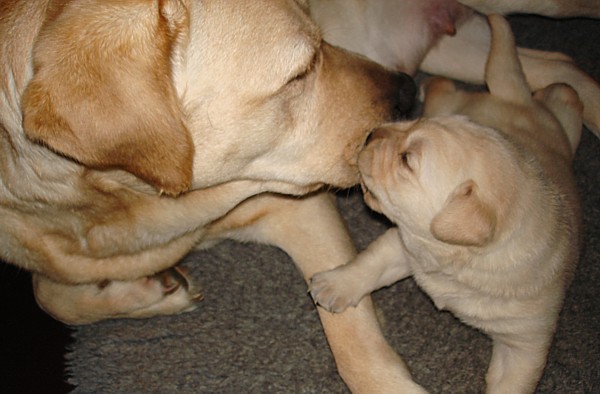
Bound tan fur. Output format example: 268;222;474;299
0;1;422;391
22;0;194;196
458;0;600;17
430;179;497;246
311;15;582;393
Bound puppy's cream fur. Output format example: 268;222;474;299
311;15;582;393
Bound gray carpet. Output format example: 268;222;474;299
67;15;600;393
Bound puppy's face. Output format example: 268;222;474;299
359;117;519;246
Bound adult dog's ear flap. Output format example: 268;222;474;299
430;180;496;246
22;0;193;196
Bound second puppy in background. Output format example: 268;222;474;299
310;15;582;394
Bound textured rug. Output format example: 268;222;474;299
67;15;600;393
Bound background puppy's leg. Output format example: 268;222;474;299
420;76;467;117
457;0;600;18
515;47;573;62
420;14;600;137
207;192;426;393
310;227;413;313
486;332;553;394
533;83;584;154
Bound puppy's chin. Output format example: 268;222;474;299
361;181;383;213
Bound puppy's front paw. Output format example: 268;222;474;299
309;267;364;313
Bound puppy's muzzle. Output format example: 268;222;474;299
365;126;393;146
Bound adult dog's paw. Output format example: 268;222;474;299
99;266;203;319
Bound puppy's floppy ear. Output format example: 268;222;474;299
22;0;193;195
430;180;496;246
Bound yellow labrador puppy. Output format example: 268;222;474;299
1;1;422;391
311;15;582;393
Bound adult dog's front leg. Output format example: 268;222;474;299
208;192;426;393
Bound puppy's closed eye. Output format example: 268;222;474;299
398;138;422;173
399;148;420;173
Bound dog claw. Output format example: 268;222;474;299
151;266;204;302
162;281;181;296
172;266;190;291
191;292;204;302
151;266;193;295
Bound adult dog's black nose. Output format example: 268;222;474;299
392;71;417;119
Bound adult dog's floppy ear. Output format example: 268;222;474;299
22;0;193;195
430;180;496;246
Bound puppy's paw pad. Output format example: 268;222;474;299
309;270;358;313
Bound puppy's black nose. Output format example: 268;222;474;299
365;127;392;146
392;71;417;120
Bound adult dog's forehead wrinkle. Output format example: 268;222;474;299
189;0;321;94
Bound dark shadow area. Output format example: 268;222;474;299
0;261;73;393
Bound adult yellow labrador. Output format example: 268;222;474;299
0;0;418;391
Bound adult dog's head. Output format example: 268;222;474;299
18;0;415;195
